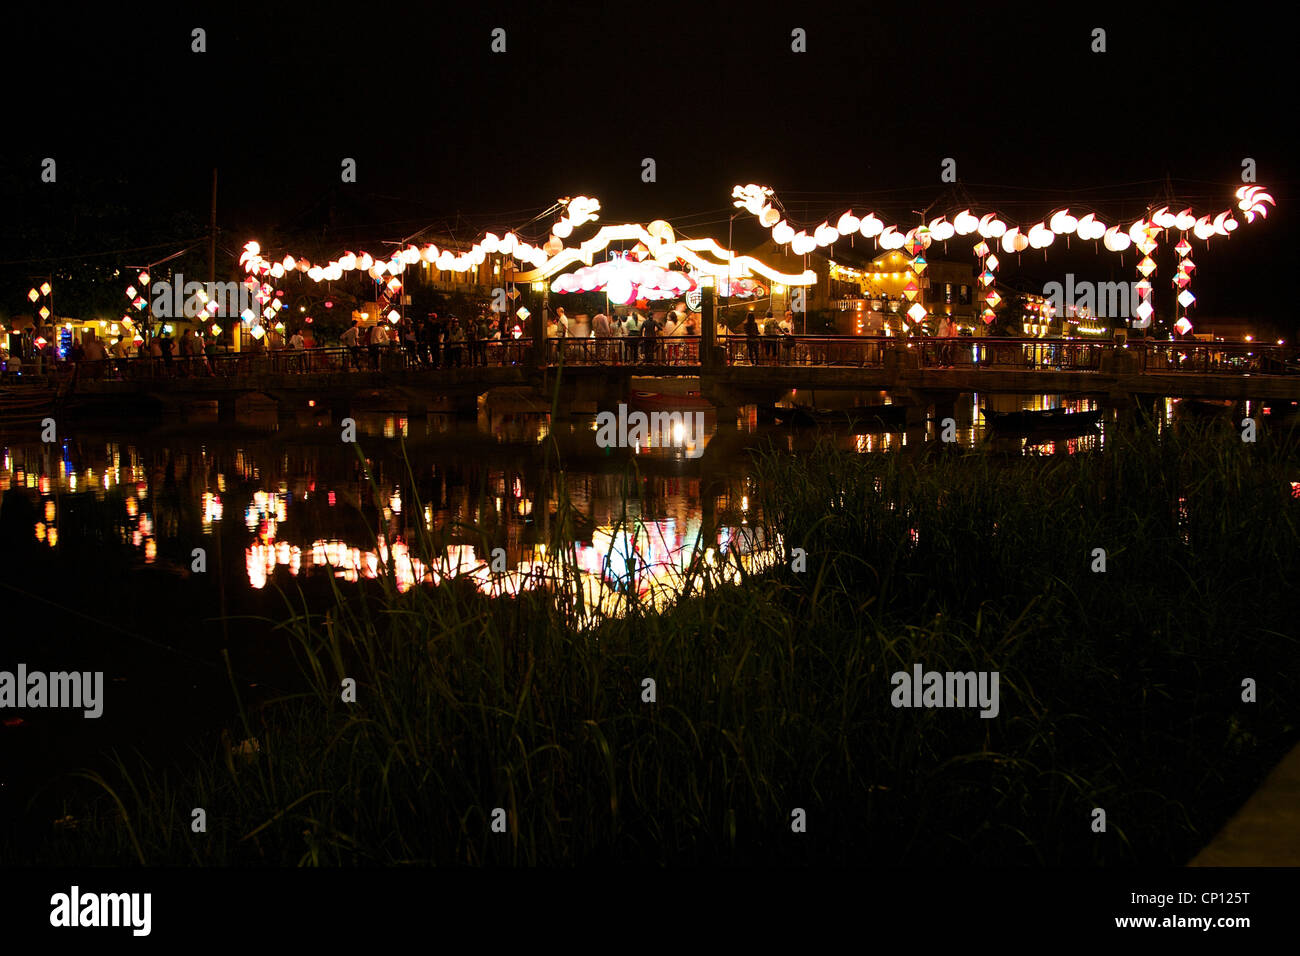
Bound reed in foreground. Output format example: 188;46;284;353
16;423;1300;865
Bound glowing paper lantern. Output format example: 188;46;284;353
907;303;927;324
1049;209;1078;235
552;219;573;239
953;210;979;236
911;255;927;275
1152;207;1176;229
878;227;905;250
27;288;39;303
1236;185;1275;222
859;214;884;238
1174;317;1193;335
814;222;839;246
760;206;781;228
772;221;795;245
836;211;861;234
978;214;1007;238
1000;228;1028;254
1177;290;1196;308
928;217;955;242
1174;209;1196;232
1134;300;1154;322
1027;223;1054;249
903;281;919;302
1137;256;1157;278
1102;226;1131;252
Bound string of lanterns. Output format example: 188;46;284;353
732;183;1275;332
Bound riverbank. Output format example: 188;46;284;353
4;421;1298;865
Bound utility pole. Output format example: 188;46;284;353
209;168;218;286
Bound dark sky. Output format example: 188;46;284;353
1;2;1291;327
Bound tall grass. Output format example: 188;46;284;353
14;420;1300;865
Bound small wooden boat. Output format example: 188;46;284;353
981;406;1101;436
629;389;713;411
1172;398;1234;418
773;403;907;431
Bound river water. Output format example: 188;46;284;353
0;385;1137;825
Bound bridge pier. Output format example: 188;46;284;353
217;396;237;425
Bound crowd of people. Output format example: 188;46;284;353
8;300;908;381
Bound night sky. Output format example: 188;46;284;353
1;3;1290;329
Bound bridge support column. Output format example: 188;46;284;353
161;402;188;427
217;396;237;425
451;393;479;420
407;403;428;439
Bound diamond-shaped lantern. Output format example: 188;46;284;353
985;254;999;271
973;241;990;258
912;255;927;275
903;281;919;302
1174;273;1191;290
132;296;147;309
125;285;137;299
27;288;39;303
981;307;996;324
1182;258;1195;273
985;290;1001;308
1137;257;1157;278
38;306;50;320
1177;290;1196;309
1174;317;1193;335
138;272;150;285
1135;300;1154;322
1137;238;1158;256
980;270;995;287
39;282;51;296
907;303;927;324
1174;239;1191;257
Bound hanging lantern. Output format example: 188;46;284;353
1137;256;1157;278
912;254;927;275
1174;317;1193;335
903;280;919;302
907;303;927;324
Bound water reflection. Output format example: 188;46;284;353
0;393;1176;619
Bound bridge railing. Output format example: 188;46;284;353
38;336;1300;383
1137;341;1298;375
547;336;701;366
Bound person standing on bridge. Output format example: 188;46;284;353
936;314;956;367
340;319;361;370
592;311;611;364
744;310;760;365
447;316;465;367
